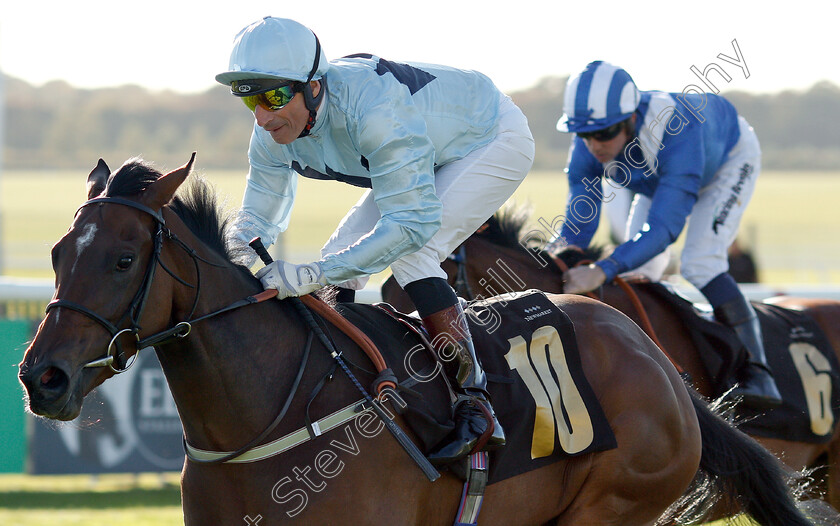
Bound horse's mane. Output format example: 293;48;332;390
105;158;239;265
104;158;163;197
476;204;605;266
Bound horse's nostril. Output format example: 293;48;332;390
40;367;56;385
39;366;67;390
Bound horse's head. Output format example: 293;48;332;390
19;154;195;420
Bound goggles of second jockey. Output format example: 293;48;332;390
576;119;627;142
230;79;298;112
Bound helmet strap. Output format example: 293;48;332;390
298;33;324;138
298;76;326;138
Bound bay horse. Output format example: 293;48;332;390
382;204;840;512
19;155;823;525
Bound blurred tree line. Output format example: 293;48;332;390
4;74;840;171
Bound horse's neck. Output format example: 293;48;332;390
156;220;309;451
467;237;564;295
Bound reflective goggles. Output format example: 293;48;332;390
577;120;626;142
230;80;298;112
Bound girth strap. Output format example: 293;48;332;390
289;295;440;482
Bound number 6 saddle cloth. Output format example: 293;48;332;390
337;290;616;484
638;282;840;444
737;302;840;443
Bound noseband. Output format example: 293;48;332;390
45;196;220;373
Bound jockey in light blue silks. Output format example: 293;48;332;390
216;17;535;463
552;60;781;409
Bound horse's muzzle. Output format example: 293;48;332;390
19;359;78;420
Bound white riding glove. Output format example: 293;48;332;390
255;260;327;299
563;264;607;294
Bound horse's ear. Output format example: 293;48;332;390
86;159;110;199
142;152;196;210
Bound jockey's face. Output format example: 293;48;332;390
580;115;635;164
254;81;320;144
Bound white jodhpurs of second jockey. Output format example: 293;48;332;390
680;116;761;290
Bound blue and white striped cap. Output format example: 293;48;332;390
556;61;640;133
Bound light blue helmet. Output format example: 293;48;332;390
556;61;640;133
215;17;329;86
216;17;329;138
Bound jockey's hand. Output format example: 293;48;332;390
563;264;607;294
255;260;327;299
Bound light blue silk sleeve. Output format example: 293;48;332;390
229;129;299;249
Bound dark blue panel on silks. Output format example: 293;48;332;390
342;54;436;95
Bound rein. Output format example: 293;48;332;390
184;293;438;480
612;277;669;356
248;239;439;481
610;275;687;375
47;196;316;465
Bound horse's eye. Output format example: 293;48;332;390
116;255;134;271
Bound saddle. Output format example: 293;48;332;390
637;282;840;443
334;290;617;483
315;291;619;526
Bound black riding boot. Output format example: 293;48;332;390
715;296;783;409
421;302;506;465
